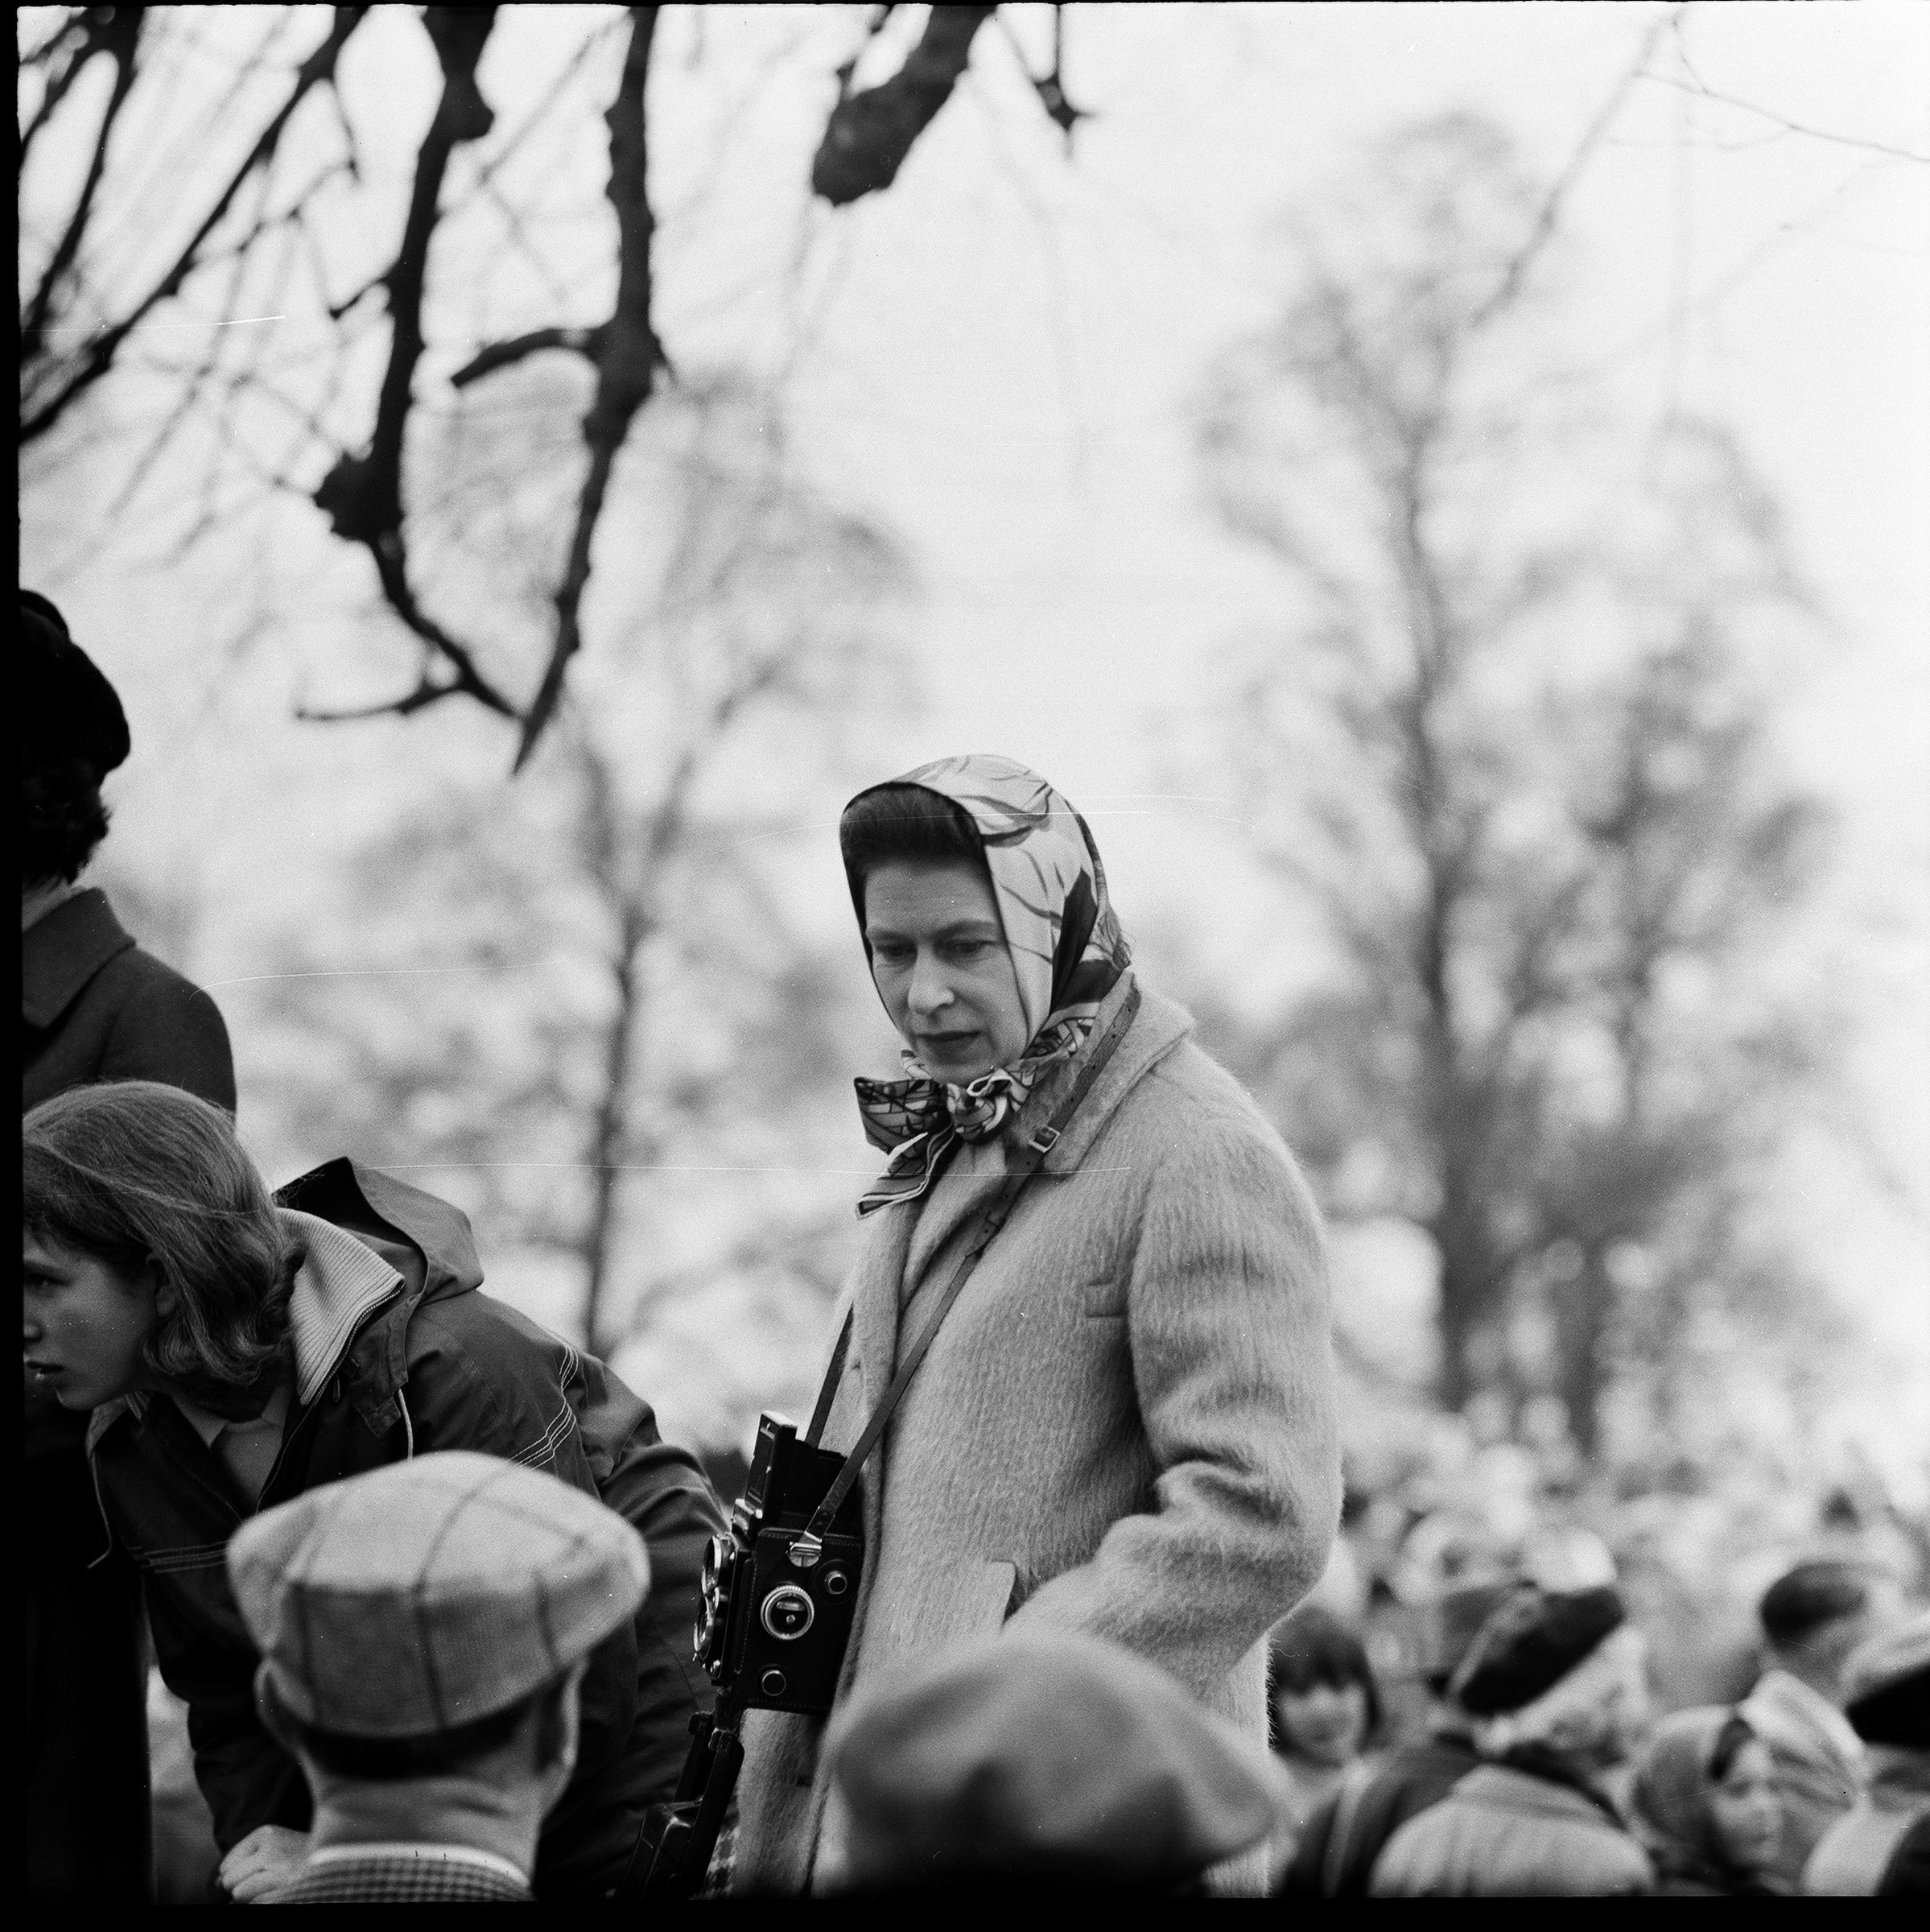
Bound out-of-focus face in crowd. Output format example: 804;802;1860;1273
1273;1676;1371;1767
1706;1735;1783;1880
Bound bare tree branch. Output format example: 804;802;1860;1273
311;6;518;720
1467;2;1685;333
450;325;596;389
513;6;666;772
20;6;369;446
810;3;996;205
19;8;144;352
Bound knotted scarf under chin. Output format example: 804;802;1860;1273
852;1017;1091;1217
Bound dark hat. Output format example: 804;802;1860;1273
1757;1558;1870;1647
22;589;130;778
824;1633;1289;1889
1449;1583;1627;1717
1842;1613;1930;1749
1419;1576;1519;1692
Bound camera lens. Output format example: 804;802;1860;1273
761;1584;815;1641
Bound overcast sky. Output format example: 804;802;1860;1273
22;2;1929;1466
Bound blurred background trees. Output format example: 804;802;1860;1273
241;374;911;1359
1196;114;1837;1463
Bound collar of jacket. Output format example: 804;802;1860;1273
1000;971;1194;1174
1454;1762;1626;1827
22;887;134;1028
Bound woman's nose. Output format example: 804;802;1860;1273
906;952;955;1017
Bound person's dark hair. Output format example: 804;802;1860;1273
1758;1561;1870;1649
23;1081;297;1390
1707;1711;1758;1783
1848;1663;1930;1751
839;784;987;923
23;759;111;886
1267;1605;1382;1749
282;1675;571;1783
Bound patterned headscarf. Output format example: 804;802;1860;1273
846;754;1132;1216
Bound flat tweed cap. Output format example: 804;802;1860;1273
1449;1583;1627;1718
228;1451;649;1738
824;1632;1289;1889
1843;1611;1930;1748
22;589;130;778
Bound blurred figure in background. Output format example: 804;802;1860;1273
1804;1613;1930;1896
1629;1708;1789;1895
1279;1575;1514;1896
1741;1558;1878;1884
819;1633;1289;1895
22;589;237;1906
1262;1604;1381;1880
1370;1586;1653;1896
228;1453;650;1903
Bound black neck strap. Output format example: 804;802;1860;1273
795;980;1142;1552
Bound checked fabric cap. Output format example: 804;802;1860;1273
824;1632;1291;1887
227;1450;649;1738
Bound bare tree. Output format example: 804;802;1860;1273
1196;116;1831;1455
245;374;910;1353
18;4;1083;763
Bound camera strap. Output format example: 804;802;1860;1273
794;979;1143;1555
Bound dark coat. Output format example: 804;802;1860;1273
24;886;237;1903
1279;1731;1483;1897
85;1158;727;1901
23;886;235;1114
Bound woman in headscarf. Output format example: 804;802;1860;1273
1631;1707;1789;1895
731;754;1341;1897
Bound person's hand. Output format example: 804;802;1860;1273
218;1824;311;1903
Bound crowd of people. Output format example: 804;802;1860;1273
1263;1563;1928;1896
23;588;1929;1901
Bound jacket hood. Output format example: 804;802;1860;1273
274;1158;485;1305
271;1158;487;1435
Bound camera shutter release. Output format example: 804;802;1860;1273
761;1583;815;1641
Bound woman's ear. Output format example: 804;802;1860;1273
147;1260;178;1319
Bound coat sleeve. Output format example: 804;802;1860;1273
98;968;237;1113
1004;1096;1341;1698
394;1308;648;1792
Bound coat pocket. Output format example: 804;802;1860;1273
865;1554;1019;1670
1080;1275;1127;1319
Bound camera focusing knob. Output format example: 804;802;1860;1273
761;1584;816;1641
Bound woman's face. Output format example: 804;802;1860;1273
1274;1678;1369;1767
22;1232;162;1410
1708;1738;1782;1877
864;859;1030;1083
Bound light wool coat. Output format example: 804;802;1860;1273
732;976;1342;1894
